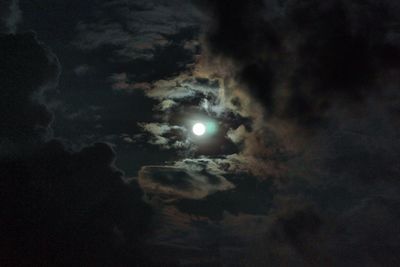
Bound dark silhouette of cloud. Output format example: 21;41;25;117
0;33;153;266
1;141;153;266
199;0;400;125
0;33;59;149
0;0;21;34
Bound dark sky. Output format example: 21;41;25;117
1;0;400;266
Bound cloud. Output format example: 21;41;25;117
156;99;178;111
132;75;221;107
175;173;272;220
182;1;400;265
226;125;247;144
73;0;203;60
244;190;400;266
0;33;154;265
235;102;400;265
0;32;60;153
73;64;91;76
173;157;230;175
109;72;152;93
138;165;234;200
0;0;21;34
21;0;400;264
198;0;400;126
139;122;190;149
1;141;154;266
246;202;327;266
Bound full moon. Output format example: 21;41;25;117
192;123;206;136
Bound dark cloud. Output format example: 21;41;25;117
246;203;328;266
246;191;400;266
238;108;400;266
1;142;153;266
0;0;21;34
239;111;400;266
199;0;400;125
0;33;154;266
192;0;400;265
0;33;59;150
73;0;202;60
176;174;273;220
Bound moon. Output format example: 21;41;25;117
192;122;206;136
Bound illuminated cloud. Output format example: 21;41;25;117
138;122;190;149
143;75;221;103
138;165;234;200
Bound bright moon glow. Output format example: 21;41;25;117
192;123;206;136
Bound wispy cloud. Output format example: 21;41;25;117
138;165;234;200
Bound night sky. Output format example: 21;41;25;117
1;0;400;266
